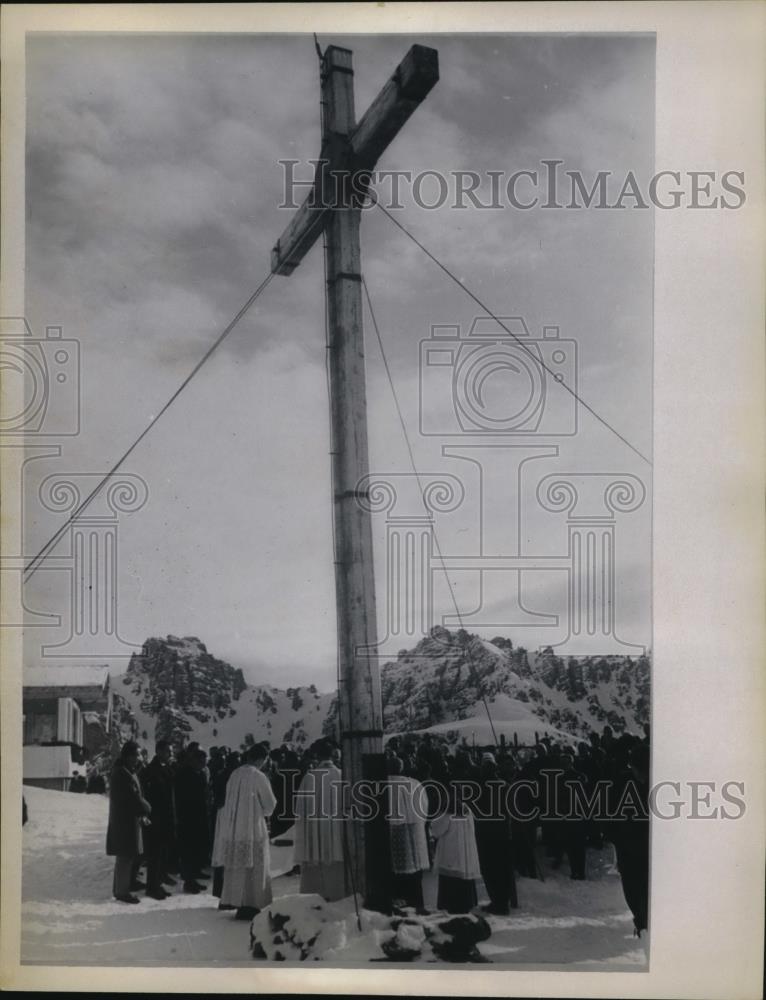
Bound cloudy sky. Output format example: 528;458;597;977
23;32;654;688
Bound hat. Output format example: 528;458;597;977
481;752;496;765
313;737;334;759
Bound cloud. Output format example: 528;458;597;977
23;33;654;686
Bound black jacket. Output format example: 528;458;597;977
106;763;151;857
140;757;175;839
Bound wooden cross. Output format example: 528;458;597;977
271;43;439;909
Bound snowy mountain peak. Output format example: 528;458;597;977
381;629;649;741
113;630;649;751
115;635;333;749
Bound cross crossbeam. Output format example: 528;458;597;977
271;44;439;276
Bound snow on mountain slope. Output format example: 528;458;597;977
114;635;334;749
388;693;572;745
113;630;650;750
380;628;650;741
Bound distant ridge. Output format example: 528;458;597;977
113;630;650;748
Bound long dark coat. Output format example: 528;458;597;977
140;756;175;845
106;762;151;858
472;775;518;911
605;770;650;933
173;763;210;861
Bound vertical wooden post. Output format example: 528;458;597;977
322;45;388;911
272;41;438;913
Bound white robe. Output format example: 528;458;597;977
294;762;347;900
212;764;276;908
430;808;482;880
293;763;346;865
387;775;430;874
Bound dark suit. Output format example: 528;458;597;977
106;762;151;897
605;770;650;933
473;775;518;913
174;764;210;881
140;756;175;892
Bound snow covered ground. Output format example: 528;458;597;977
21;785;648;969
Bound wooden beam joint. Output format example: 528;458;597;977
270;44;439;277
326;272;362;284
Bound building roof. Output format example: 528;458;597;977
23;665;110;690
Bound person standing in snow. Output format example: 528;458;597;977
206;746;225;849
560;753;589;880
210;749;241;904
212;743;277;920
386;756;430;910
294;738;347;901
606;740;650;936
106;740;152;904
473;752;518;914
174;747;210;893
140;740;176;899
430;781;482;914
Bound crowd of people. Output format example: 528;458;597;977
104;723;650;936
67;759;108;794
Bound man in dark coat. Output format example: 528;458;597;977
472;753;518;914
140;740;176;899
606;741;650;936
510;759;540;879
544;753;589;880
106;740;151;903
560;754;589;880
174;747;210;893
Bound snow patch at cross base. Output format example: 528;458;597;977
21;785;648;968
250;895;493;963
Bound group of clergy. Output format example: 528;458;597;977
208;737;507;919
106;723;649;936
106;735;515;919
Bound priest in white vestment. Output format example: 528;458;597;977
430;782;482;914
212;743;276;920
386;756;430;910
294;739;347;901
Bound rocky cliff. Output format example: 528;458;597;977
116;635;333;748
114;630;650;750
380;627;650;743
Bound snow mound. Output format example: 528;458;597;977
250;894;492;963
250;894;388;961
